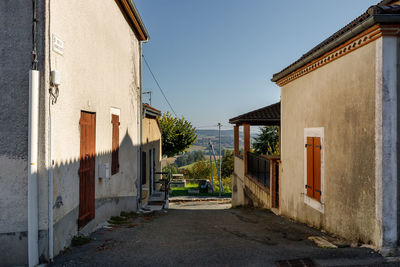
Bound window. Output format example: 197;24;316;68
305;137;321;201
142;151;146;184
304;128;324;212
111;114;120;175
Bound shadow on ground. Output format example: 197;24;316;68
51;201;386;267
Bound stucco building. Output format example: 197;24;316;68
231;0;400;253
0;0;148;266
140;104;162;205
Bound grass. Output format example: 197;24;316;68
170;182;232;197
178;162;198;170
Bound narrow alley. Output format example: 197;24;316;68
51;201;390;267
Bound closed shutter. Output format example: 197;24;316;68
142;151;146;184
111;114;120;175
149;150;152;194
313;137;322;202
306;137;314;198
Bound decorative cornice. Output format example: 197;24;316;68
276;24;400;87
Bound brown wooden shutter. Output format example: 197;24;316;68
313;137;322;202
79;111;96;228
306;137;314;198
142;151;146;184
111;114;120;175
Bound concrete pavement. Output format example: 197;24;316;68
51;201;395;267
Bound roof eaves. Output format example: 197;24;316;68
117;0;149;41
271;6;400;83
229;102;280;125
143;104;162;118
127;0;149;40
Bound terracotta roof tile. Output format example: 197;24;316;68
229;102;280;126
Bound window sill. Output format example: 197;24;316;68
304;195;324;213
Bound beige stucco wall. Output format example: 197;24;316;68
39;0;142;255
232;156;245;207
141;116;162;202
232;156;270;208
280;40;377;245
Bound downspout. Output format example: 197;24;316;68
28;1;39;266
47;0;55;261
138;41;143;209
48;103;53;262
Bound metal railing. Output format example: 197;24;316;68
246;152;270;188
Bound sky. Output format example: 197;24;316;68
135;0;378;130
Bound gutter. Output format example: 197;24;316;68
127;0;149;40
271;14;400;83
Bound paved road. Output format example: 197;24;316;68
52;201;390;267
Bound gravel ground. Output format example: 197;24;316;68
51;201;394;267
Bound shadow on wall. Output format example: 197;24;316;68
0;130;141;266
140;139;162;203
49;129;140;258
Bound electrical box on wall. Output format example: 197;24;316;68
51;70;61;86
98;163;110;179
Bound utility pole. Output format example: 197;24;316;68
143;91;152;106
209;142;214;193
218;123;223;195
209;141;222;196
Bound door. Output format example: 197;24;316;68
78;111;96;228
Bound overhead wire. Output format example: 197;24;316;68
142;54;178;118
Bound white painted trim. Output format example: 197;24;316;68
110;107;120;116
303;127;324;213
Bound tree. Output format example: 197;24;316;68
186;160;211;180
252;126;279;155
174;151;205;167
221;150;234;178
159;112;197;157
162;163;179;175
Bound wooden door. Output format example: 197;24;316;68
78;111;96;228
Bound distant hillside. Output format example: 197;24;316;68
192;129;257;151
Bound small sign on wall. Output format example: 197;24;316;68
52;34;64;55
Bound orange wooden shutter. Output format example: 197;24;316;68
306;137;314;198
313;137;321;202
111;114;120;175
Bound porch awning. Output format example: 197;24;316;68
229;102;280;126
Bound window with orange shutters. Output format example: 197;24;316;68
305;136;322;202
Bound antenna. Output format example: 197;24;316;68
143;91;152;106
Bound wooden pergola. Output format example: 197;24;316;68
229;101;280;161
229;101;281;209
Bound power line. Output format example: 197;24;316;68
142;54;178;117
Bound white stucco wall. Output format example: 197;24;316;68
41;0;142;256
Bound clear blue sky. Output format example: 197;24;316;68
135;0;378;130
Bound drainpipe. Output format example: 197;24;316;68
48;109;53;261
47;0;54;261
138;42;143;209
28;0;39;265
28;70;39;267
